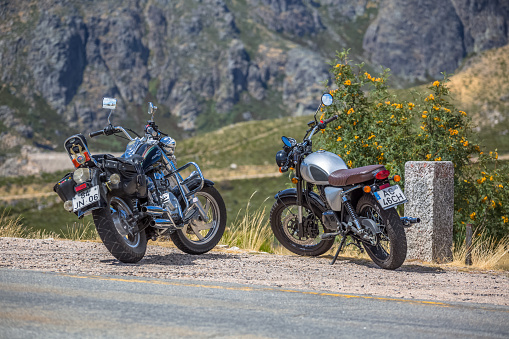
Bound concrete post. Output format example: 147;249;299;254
404;161;454;263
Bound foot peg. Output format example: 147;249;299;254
400;216;420;228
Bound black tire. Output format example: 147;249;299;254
92;196;147;263
170;186;226;255
356;194;407;270
270;196;334;256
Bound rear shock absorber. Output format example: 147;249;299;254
342;195;362;232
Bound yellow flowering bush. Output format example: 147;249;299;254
318;49;509;242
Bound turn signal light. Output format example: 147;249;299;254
291;177;299;184
363;186;371;193
375;170;390;180
393;174;401;182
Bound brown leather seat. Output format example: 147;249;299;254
328;165;386;186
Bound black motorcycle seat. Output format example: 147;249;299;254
328;164;386;186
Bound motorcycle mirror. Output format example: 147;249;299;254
103;97;117;110
321;93;333;106
148;102;158;115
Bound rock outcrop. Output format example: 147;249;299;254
0;0;507;155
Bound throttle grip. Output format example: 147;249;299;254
89;130;105;138
324;115;338;124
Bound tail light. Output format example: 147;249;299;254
375;169;390;180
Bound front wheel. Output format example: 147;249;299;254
270;196;334;256
170;186;226;254
92;196;147;263
356;194;407;269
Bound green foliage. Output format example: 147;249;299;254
318;49;509;243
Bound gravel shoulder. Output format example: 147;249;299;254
1;237;508;306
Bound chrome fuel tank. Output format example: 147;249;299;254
300;150;348;185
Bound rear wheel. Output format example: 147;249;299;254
270;196;333;256
92;196;147;263
356;194;407;269
170;186;226;254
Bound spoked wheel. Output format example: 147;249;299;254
170;186;226;254
356;194;407;270
270;196;333;256
92;196;147;263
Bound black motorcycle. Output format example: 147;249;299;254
270;93;419;269
54;98;226;263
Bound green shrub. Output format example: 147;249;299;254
317;50;509;243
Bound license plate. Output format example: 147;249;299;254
72;185;100;212
373;185;407;210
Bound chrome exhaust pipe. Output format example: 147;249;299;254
142;205;165;216
153;218;184;229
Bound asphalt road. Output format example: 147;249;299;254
1;268;508;338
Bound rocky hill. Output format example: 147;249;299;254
0;0;508;156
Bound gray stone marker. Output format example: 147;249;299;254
404;161;454;263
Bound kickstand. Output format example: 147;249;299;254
330;235;347;265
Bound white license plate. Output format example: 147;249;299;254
72;185;100;212
373;185;407;210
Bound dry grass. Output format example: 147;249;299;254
451;235;509;270
0;210;57;239
221;193;275;253
61;221;98;241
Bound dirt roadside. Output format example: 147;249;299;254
1;237;508;306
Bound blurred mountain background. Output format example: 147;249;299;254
0;0;508;175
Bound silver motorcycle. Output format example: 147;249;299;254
54;98;226;263
271;93;419;269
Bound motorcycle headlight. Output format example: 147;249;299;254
276;150;288;167
73;168;90;184
159;136;176;156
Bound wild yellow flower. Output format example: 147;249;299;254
335;64;341;68
433;106;439;111
420;126;425;130
353;121;357;126
364;72;372;79
426;154;431;160
347;160;352;167
502;216;508;223
385;101;391;105
435;157;442;161
482;196;488;202
449;129;458;136
368;134;375;140
347;108;354;115
429;94;435;100
477;177;487;184
390;115;395;119
336;125;342;130
344;79;351;86
491;200;496;208
344;145;347;148
354;135;359;139
443;108;451;113
433;81;440;87
376;103;383;107
346;150;350;155
434;117;440;121
498;184;504;188
463;141;469;147
470;212;476;220
459;111;467;116
422;114;427;119
408;102;415;108
337;136;342;141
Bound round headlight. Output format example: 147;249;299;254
73;168;90;184
63;200;73;212
276;150;288;167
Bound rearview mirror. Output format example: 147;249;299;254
148;102;158;115
103;97;117;109
321;93;333;106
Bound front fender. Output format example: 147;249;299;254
274;188;327;215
